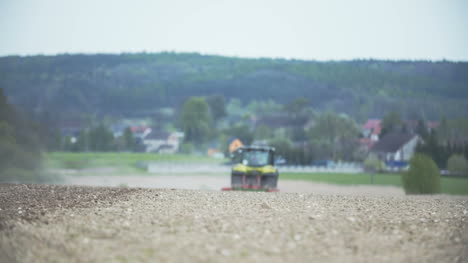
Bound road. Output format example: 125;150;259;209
1;183;467;263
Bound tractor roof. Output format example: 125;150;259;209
239;145;275;152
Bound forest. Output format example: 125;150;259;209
1;53;468;182
1;52;467;121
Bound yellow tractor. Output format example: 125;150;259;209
222;146;279;192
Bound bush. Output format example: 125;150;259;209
402;154;441;194
179;143;194;154
447;154;468;176
363;155;385;172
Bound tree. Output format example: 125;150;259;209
0;88;43;183
226;98;244;117
225;124;254;146
88;124;115;151
284;98;310;117
267;137;313;165
180;97;212;145
465;142;468;160
289;143;314;165
437;117;449;142
0;88;15;124
254;125;271;140
309;112;360;161
416;119;429;140
268;137;292;161
402;154;441;194
75;130;89;152
247;99;282;115
436;118;468;143
416;130;445;168
381;111;403;137
206;95;227;123
291;126;308;141
123;127;136;151
3;54;468;120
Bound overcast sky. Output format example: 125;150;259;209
1;0;467;61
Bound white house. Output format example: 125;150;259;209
371;133;420;162
142;129;184;154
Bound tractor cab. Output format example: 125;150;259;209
223;146;279;192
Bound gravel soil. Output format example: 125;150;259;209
0;183;467;263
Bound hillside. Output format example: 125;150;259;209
1;53;467;120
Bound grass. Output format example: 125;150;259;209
45;152;227;173
281;172;403;187
438;177;468;195
44;152;468;195
281;172;468;195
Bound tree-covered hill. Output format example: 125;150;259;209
1;52;467;120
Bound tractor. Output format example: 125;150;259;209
222;146;279;192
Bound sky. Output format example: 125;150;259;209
1;0;467;61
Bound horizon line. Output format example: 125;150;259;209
1;50;467;63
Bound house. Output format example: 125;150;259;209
359;119;382;151
142;129;184;153
370;133;420;168
228;138;244;153
130;125;151;139
427;121;439;131
362;119;382;141
157;144;178;154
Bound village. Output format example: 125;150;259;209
54;97;467;175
